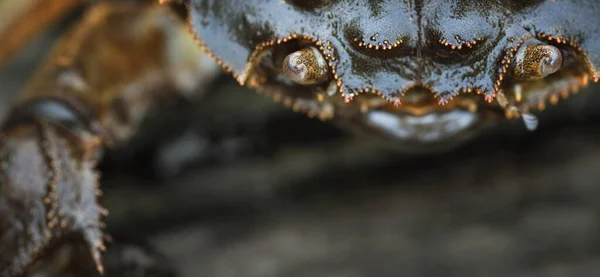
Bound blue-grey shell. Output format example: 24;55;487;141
187;0;600;104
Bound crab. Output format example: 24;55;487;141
0;0;598;276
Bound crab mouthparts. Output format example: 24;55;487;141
346;87;483;144
356;87;478;115
343;82;545;145
365;109;478;143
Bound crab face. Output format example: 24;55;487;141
186;0;600;146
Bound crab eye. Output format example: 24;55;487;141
514;40;563;80
282;46;329;85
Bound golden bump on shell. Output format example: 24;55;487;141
184;12;239;81
438;35;485;50
343;87;403;107
35;121;107;275
434;87;490;106
353;36;404;51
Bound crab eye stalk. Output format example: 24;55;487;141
514;40;563;81
282;47;329;85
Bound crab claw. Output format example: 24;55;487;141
0;118;106;276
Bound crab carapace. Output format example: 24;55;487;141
188;0;599;145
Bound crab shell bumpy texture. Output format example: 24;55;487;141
187;0;600;105
0;122;105;276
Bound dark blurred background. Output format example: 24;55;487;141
3;5;600;277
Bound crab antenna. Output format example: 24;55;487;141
496;91;539;131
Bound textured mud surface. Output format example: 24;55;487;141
2;9;600;277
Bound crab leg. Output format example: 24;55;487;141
0;0;84;69
0;2;217;276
